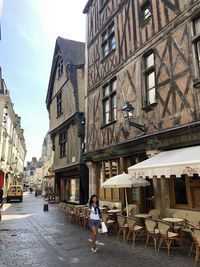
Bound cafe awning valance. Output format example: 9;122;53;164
128;145;200;178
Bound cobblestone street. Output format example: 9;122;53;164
0;193;196;267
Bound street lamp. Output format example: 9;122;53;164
122;102;146;132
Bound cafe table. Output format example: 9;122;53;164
107;209;122;214
135;214;152;219
99;207;107;211
107;209;122;223
134;214;152;227
162;217;184;247
162;217;183;230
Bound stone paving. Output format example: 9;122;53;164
0;193;196;267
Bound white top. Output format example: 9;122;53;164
107;209;121;213
89;206;100;220
162;218;183;223
135;214;152;219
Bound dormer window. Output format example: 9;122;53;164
141;1;152;21
100;0;107;7
99;0;108;11
57;57;63;79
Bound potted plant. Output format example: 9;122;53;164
105;146;118;157
146;137;160;158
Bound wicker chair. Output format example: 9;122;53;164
145;218;159;250
64;205;70;222
184;217;200;257
123;204;139;217
157;220;182;256
65;204;75;223
81;208;88;228
101;212;116;233
148;209;160;220
186;222;198;257
116;214;128;242
74;207;83;225
186;213;200;228
191;227;200;267
126;217;143;245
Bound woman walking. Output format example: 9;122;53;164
88;195;101;252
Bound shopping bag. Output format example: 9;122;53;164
98;222;108;234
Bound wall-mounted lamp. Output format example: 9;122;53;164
81;117;85;125
122;102;146;132
193;80;200;89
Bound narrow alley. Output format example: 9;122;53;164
0;193;195;267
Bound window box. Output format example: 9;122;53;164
142;101;158;111
100;119;117;129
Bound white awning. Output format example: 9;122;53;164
101;172;150;188
128;145;200;178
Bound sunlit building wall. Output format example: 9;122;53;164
0;68;26;194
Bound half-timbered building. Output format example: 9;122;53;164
46;37;89;204
83;0;200;214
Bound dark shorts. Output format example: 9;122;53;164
89;219;101;228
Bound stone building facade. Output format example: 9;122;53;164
46;37;89;204
83;0;200;212
0;68;26;195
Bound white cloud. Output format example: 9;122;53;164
1;0;87;161
32;0;86;45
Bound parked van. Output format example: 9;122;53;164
7;186;23;202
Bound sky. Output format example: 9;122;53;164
0;0;86;162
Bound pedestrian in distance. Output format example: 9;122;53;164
0;187;3;203
35;189;38;197
29;187;33;194
88;194;101;253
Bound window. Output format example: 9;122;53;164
99;160;120;201
170;175;200;209
101;23;116;58
173;177;188;205
57;57;63;79
100;0;108;8
65;179;80;203
141;1;151;21
193;17;200;78
146;178;154;198
143;52;156;105
57;91;62;117
102;78;117;125
59;130;67;158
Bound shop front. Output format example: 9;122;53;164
56;164;89;205
128;145;200;216
61;177;80;203
88;154;148;210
